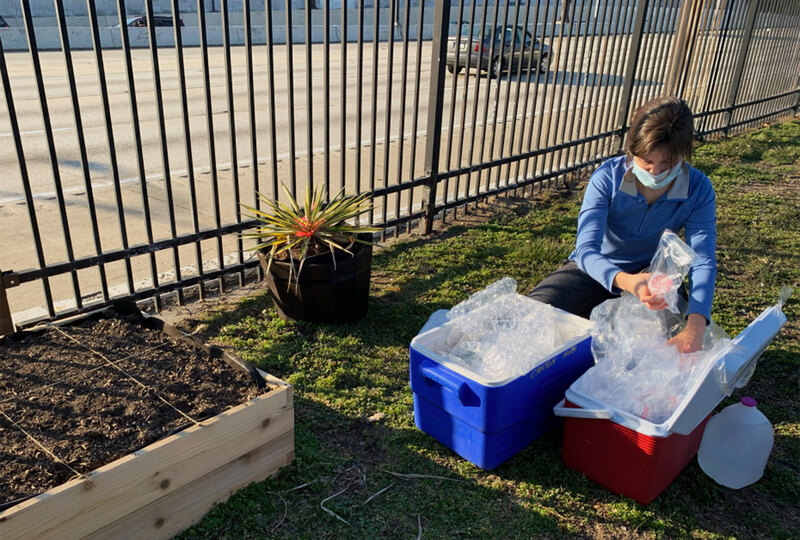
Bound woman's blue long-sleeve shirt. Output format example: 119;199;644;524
569;155;717;322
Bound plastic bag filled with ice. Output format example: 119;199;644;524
434;284;565;382
574;231;731;424
647;229;698;313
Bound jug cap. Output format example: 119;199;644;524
741;396;758;407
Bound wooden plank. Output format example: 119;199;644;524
87;430;295;540
0;385;293;540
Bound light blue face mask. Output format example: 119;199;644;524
632;160;683;189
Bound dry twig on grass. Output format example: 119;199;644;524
379;468;467;483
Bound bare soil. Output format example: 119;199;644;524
0;310;262;510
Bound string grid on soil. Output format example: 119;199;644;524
0;311;262;509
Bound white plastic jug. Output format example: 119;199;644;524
697;397;774;489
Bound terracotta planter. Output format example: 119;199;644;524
257;234;373;323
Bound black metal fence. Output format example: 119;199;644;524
1;0;799;331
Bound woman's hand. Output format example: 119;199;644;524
667;313;707;353
613;271;668;311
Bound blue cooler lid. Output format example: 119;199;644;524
560;304;787;437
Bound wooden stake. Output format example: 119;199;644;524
0;270;17;336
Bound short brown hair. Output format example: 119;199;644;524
625;96;694;163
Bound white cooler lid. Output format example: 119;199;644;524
563;304;787;437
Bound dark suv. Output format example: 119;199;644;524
118;16;184;28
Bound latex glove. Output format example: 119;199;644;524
613;272;668;311
667;313;706;353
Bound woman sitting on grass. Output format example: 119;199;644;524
528;96;716;354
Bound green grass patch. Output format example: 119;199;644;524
178;121;800;539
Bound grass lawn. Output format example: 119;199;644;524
177;120;800;539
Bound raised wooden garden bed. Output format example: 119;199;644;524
0;303;294;540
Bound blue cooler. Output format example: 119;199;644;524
409;298;594;469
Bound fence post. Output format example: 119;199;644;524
422;0;451;234
615;0;650;153
724;0;759;136
0;271;18;335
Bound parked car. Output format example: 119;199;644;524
446;23;550;78
0;16;9;28
114;16;184;28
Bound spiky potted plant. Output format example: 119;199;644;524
241;185;379;323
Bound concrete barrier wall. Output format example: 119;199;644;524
0;4;464;50
0;20;445;50
0;0;381;17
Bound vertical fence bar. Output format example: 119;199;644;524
554;0;589;177
87;0;134;297
615;0;650;152
465;0;490;203
0;35;55;317
540;0;568;186
550;2;583;181
54;0;109;304
520;0;552;191
707;0;743;131
587;0;621;161
712;0;746;124
724;0;759;134
116;0;160;305
20;0;82;310
751;2;784;124
605;0;636;156
650;0;682;103
323;0;330;195
144;0;182;303
285;2;298;196
340;1;348;195
576;0;609;164
220;0;243;286
171;0;205;300
304;0;314;195
264;5;279;200
475;0;502;196
244;0;260;205
393;0;412;234
454;0;479;211
544;0;576;183
407;0;426;224
355;2;364;197
634;0;658;105
525;0;557;190
504;0;534;190
422;0;452;234
368;4;381;223
491;0;520;193
563;0;594;173
513;0;543;189
196;0;224;293
381;0;398;233
442;0;467;221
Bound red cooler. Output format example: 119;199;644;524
554;304;787;504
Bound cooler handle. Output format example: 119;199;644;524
419;363;479;406
552;399;612;419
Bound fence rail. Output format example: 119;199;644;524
1;0;799;331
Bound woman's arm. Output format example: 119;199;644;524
573;163;625;291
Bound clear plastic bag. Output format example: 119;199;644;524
647;229;698;313
432;278;580;382
446;277;518;320
576;230;732;423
